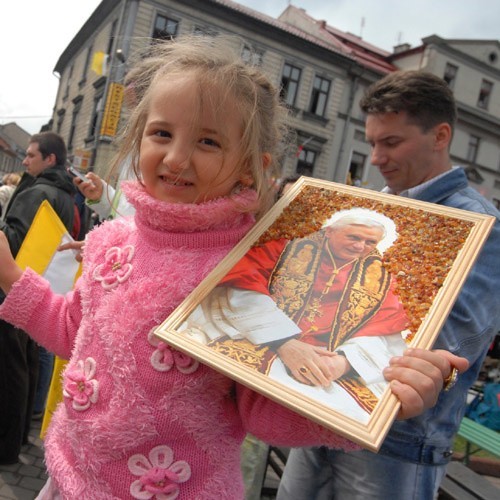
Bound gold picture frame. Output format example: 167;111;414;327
154;177;495;451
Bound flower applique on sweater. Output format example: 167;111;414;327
63;357;99;411
93;244;135;290
147;328;199;374
128;445;191;499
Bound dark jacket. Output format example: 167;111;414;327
0;165;77;258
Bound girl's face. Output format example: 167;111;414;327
139;73;249;204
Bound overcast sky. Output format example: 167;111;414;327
1;0;499;135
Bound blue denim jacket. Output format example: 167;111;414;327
379;167;500;465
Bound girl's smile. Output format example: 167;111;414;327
140;72;248;204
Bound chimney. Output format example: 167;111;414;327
393;43;411;54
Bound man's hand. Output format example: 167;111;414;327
384;348;469;420
277;339;350;388
73;171;103;202
0;232;23;293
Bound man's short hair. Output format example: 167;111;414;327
359;70;457;133
30;132;67;167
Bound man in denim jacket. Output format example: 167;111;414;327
277;71;500;499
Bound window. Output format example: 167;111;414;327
467;135;480;163
68;97;83;150
281;63;301;107
241;45;263;66
88;81;105;140
56;109;66;134
193;25;217;37
443;63;458;89
354;129;366;142
80;45;93;84
477;79;493;109
63;65;74;99
348;152;366;186
309;76;331;116
296;148;316;177
153;14;178;41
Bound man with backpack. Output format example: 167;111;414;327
0;131;77;464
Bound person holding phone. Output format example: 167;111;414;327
0;131;77;465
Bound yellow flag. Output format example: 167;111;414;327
91;51;107;76
16;201;82;439
16;200;81;295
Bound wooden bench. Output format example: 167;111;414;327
438;461;499;499
260;446;289;498
458;417;500;465
438;418;500;499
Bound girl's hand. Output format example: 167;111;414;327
383;348;469;420
0;231;23;294
74;171;103;202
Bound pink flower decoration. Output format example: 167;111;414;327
93;245;134;290
63;357;99;411
148;328;199;374
128;445;191;499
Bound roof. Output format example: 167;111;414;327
278;5;396;75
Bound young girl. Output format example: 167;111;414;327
0;36;465;499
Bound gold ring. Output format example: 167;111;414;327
299;366;309;375
443;367;459;392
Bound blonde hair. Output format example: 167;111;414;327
2;173;21;186
112;35;290;217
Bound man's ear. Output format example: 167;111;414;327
45;153;57;167
434;123;452;151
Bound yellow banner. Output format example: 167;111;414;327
100;82;125;137
91;51;107;76
16;201;82;438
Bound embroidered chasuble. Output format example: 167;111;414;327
210;233;409;414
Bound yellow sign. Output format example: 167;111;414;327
100;82;125;137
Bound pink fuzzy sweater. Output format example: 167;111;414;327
0;182;355;499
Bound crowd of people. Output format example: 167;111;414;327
0;34;498;500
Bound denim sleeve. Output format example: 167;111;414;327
433;217;500;364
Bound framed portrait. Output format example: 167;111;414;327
154;177;495;450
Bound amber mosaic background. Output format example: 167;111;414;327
257;186;473;339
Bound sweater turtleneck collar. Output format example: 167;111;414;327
121;181;258;249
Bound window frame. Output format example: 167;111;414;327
309;75;331;116
281;62;301;107
152;13;179;41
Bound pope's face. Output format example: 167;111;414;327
326;224;383;264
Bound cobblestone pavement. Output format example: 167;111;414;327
0;420;46;500
1;419;498;499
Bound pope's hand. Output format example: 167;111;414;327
277;339;350;388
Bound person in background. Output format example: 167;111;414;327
0;37;463;497
277;70;500;500
0;132;76;465
0;172;21;219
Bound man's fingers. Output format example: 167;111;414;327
390;380;426;420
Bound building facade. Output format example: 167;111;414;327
0;122;30;175
48;0;500;202
391;36;500;207
49;0;366;186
